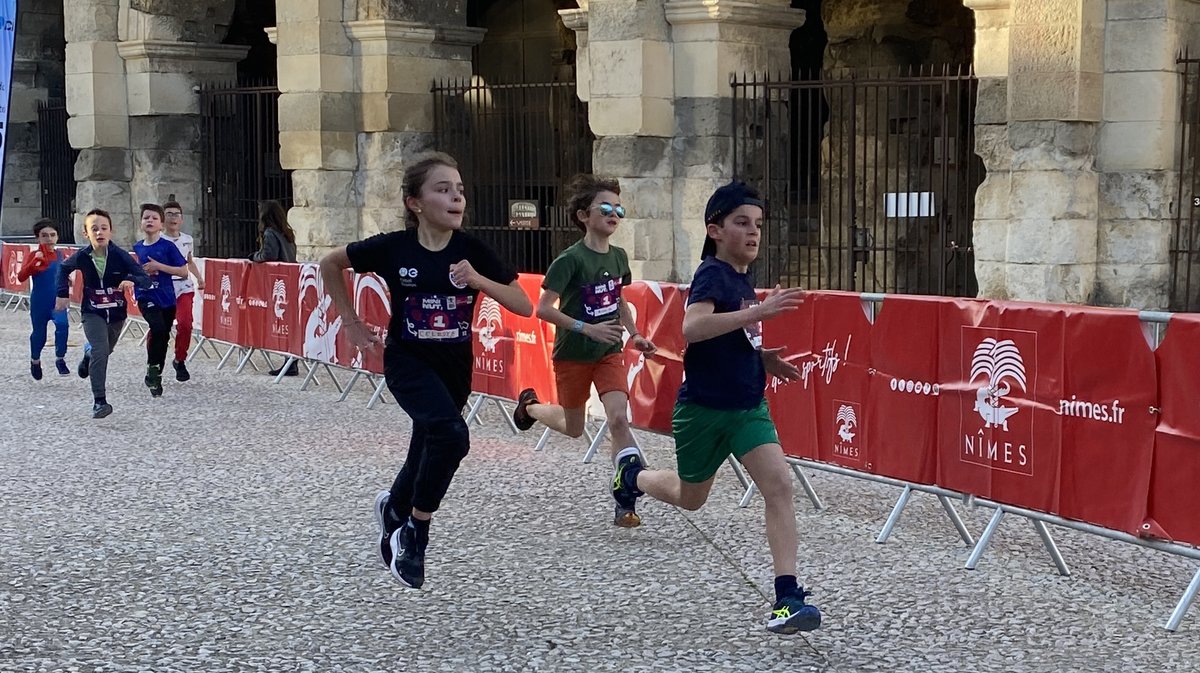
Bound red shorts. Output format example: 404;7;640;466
554;353;628;409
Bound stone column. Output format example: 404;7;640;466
276;0;360;260
347;19;482;240
65;0;134;242
563;0;676;281
969;0;1105;304
666;0;803;280
118;41;247;224
1093;1;1192;309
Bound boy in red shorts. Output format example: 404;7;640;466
514;174;656;527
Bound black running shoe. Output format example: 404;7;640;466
767;587;822;634
173;360;191;382
269;362;300;377
373;490;394;569
611;452;645;528
146;365;163;397
77;353;91;379
92;403;113;419
30;361;42;381
55;359;70;376
513;388;539;431
388;524;425;589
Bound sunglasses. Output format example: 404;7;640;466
591;202;626;219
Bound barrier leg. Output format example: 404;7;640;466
534;427;552;451
725;455;758;508
1166;568;1200;632
791;464;824;512
965;508;1005;570
582;419;609;464
320;364;345;393
186;336;209;363
300;361;322;390
339;371;363;401
939;495;975;546
273;357;298;385
492;398;519;434
464;394;487;424
875;485;914;544
1032;519;1071;577
216;344;241;370
367;377;390;410
234;348;257;374
738;482;758;509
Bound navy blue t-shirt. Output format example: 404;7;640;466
133;238;187;309
676;257;765;410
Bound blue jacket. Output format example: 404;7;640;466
56;244;151;323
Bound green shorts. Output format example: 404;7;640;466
672;399;780;483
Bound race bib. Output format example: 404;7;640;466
402;293;474;342
741;298;763;350
88;287;125;311
581;277;622;320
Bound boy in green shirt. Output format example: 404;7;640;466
514;175;656;527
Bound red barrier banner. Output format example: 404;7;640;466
623;281;685;435
763;289;818;461
299;263;353;367
3;243;32;293
867;295;945;485
1146;315;1200;546
472;273;554;402
937;301;1066;514
243;263;302;357
810;292;874;471
1057;307;1155;534
202;259;247;344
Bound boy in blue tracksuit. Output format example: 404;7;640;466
56;208;151;418
131;203;189;397
17;219;70;379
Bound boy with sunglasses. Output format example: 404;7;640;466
514;174;656;527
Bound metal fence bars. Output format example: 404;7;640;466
198;82;292;259
732;66;983;296
1172;55;1200;311
37;99;78;242
433;78;594;274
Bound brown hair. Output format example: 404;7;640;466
402;151;461;228
84;208;112;227
32;218;57;237
565;174;620;232
163;201;182;213
258;200;295;244
140;203;165;221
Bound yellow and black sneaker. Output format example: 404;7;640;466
767;588;822;634
611;449;645;528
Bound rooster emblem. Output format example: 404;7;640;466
970;338;1026;431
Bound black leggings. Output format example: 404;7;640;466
384;350;471;518
139;303;177;369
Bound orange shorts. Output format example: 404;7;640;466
554;353;629;410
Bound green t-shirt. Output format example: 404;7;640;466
91;249;107;278
543;240;632;362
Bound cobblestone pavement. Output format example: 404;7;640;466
0;308;1198;673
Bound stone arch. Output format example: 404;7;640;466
121;0;237;43
468;0;578;82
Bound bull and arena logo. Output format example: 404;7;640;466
961;329;1035;475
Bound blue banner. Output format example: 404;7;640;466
0;0;17;208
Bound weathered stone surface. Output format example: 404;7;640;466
675;135;734;179
64;1;119;43
277;0;351;23
1009;71;1103;122
1092;262;1170;309
126;0;236;42
359;206;405;238
1009;169;1098;221
74;179;133;240
1009;121;1098;172
1105;17;1177;73
973;259;1009;299
67;114;130;151
1104;71;1177;124
354;0;466;23
278;54;357;93
972;219;1008;262
279;131;359;171
616;177;673;221
593;136;673;178
74;148;132;182
1098;171;1176;220
1097;218;1170;265
279;93;360;134
1004;261;1096;303
1108;0;1171;21
1098;121;1176;171
128;115;201;151
291;205;359;247
1006;218;1098;265
974;77;1007;126
131;149;201;184
673;97;731;138
589;0;670;42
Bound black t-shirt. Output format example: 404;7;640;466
677;257;766;410
346;229;517;382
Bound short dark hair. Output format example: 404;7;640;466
163;201;182;213
32;218;57;237
140;203;165;220
84;208;112;226
565;174;620;232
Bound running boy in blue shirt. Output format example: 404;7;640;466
610;181;821;634
132;203;189;397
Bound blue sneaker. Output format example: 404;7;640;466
611;451;644;528
30;361;42;381
767;588;822;634
55;358;70;376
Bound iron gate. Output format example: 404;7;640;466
433;79;593;274
37;99;78;242
1172;57;1200;311
198;82;291;259
732;66;983;295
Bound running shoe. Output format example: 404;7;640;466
611;451;645;528
30;361;42;381
55;358;70;376
767;587;822;634
513;388;539;431
389;523;426;589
